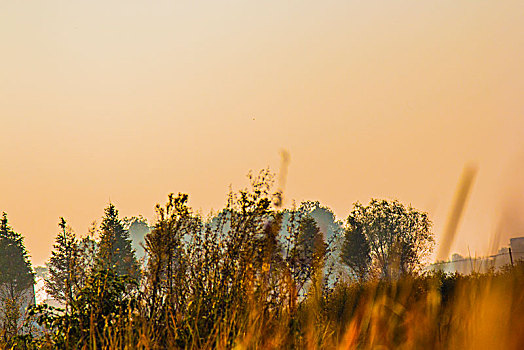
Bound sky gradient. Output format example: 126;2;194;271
1;1;523;265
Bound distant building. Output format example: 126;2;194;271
427;236;524;274
510;237;524;262
434;253;491;274
493;247;511;269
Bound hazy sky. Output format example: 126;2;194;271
1;1;523;265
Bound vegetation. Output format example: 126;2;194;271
342;199;434;280
96;204;140;281
0;170;522;349
46;218;78;310
0;213;34;341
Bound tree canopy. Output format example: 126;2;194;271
46;218;79;308
0;212;34;337
341;199;434;280
96;204;139;281
0;213;34;295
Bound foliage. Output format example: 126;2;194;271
341;221;371;281
2;263;519;349
45;218;79;309
0;213;34;293
0;212;35;340
19;172;524;349
29;269;138;349
75;223;98;290
177;170;279;347
287;214;326;295
143;192;199;345
96;204;140;281
342;199;434;280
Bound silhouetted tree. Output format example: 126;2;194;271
144;193;198;325
294;215;326;290
46;218;79;309
31;269;137;349
0;213;34;338
96;204;139;281
343;199;434;279
74;222;98;291
341;218;370;281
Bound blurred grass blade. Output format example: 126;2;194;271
437;164;477;261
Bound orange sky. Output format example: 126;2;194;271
1;1;523;265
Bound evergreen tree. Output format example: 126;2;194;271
75;223;98;290
45;218;79;309
96;204;139;280
288;214;327;295
341;218;371;281
0;213;34;337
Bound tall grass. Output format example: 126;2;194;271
7;264;522;349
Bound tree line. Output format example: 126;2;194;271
0;170;435;348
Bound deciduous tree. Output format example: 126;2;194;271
342;199;434;280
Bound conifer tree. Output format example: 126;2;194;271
290;215;326;293
341;220;371;281
0;213;34;337
45;217;79;308
96;204;139;280
75;222;98;289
